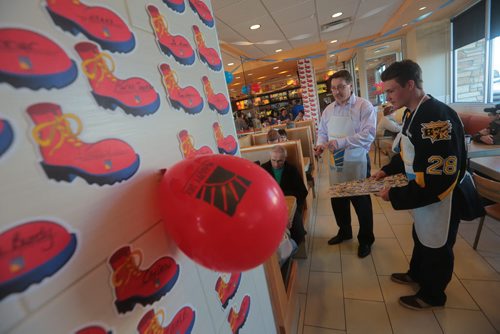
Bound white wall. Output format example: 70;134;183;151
0;1;275;333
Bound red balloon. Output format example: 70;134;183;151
159;154;288;272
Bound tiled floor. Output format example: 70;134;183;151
295;153;500;334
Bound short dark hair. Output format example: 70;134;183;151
327;70;352;91
381;59;423;89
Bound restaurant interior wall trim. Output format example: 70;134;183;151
0;1;275;333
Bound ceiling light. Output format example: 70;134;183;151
228;62;234;66
330;39;338;44
330;54;335;57
273;66;279;69
419;6;426;11
332;12;343;18
235;76;240;79
250;24;261;30
402;23;408;27
275;49;283;53
278;70;288;74
257;76;266;79
247;73;253;76
287;74;292;77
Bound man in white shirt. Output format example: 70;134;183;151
377;104;403;156
314;70;376;258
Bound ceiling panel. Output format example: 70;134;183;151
270;0;316;26
348;9;397;41
261;0;309;13
255;41;292;57
316;0;359;25
212;0;244;10
231;15;286;43
214;0;267;27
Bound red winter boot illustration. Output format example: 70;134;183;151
75;325;112;334
147;5;195;66
178;129;213;159
228;295;251;334
213;122;237;155
27;103;140;185
108;246;180;314
215;272;241;308
159;63;203;115
188;0;214;28
75;42;160;116
0;220;77;301
0;28;77;90
46;0;135;53
192;25;221;71
0;118;14;157
137;307;196;334
162;0;185;14
202;76;229;115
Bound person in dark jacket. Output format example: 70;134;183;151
261;145;308;244
373;59;466;310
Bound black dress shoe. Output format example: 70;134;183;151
327;234;352;245
357;244;371;258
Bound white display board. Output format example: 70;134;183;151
0;1;275;333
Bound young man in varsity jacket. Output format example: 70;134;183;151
373;59;467;310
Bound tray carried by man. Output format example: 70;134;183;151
328;173;408;198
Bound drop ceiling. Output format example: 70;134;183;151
211;0;476;98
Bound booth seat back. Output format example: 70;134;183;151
285;126;315;172
458;113;491;135
238;134;252;148
294;120;316;143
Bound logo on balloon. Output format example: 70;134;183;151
184;163;251;216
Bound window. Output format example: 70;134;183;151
452;0;500;103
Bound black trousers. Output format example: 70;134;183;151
330;154;374;245
408;195;461;306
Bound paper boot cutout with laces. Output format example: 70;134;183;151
148;5;195;66
108;246;180;314
159;63;203;114
0;220;77;301
0;118;14;157
213;122;237;155
215;272;241;308
162;0;185;14
188;0;214;28
75;42;160;116
46;0;135;53
192;25;221;71
0;28;77;90
178;129;213;159
137;306;196;334
75;325;112;334
227;295;251;334
27;103;140;185
202;76;229;115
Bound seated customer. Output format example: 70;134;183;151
294;110;305;122
278;108;293;124
261;145;308;245
472;108;500;145
377;104;403;156
278;129;288;142
267;129;280;144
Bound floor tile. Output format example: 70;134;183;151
373;213;396;238
303;326;346;334
461;279;500;331
434;308;497;334
453;239;500;281
344;299;392;334
384;210;414;225
314;215;337;239
341;254;383;301
379;276;442;334
390;224;414;256
296;257;311;294
310;237;341;273
305;272;344;330
444;275;479;310
371;238;409;275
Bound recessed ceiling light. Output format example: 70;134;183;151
278;70;288;74
275;49;282;53
330;39;338;44
402;23;408;27
257;76;266;79
287;74;292;77
250;24;261;30
273;66;279;69
247;73;253;76
330;54;335;57
228;62;234;66
419;6;426;11
235;76;240;79
332;12;342;18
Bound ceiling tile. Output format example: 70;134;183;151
231;15;286;43
349;9;396;41
211;0;245;10
316;0;360;25
270;0;316;26
261;0;309;12
214;0;267;26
